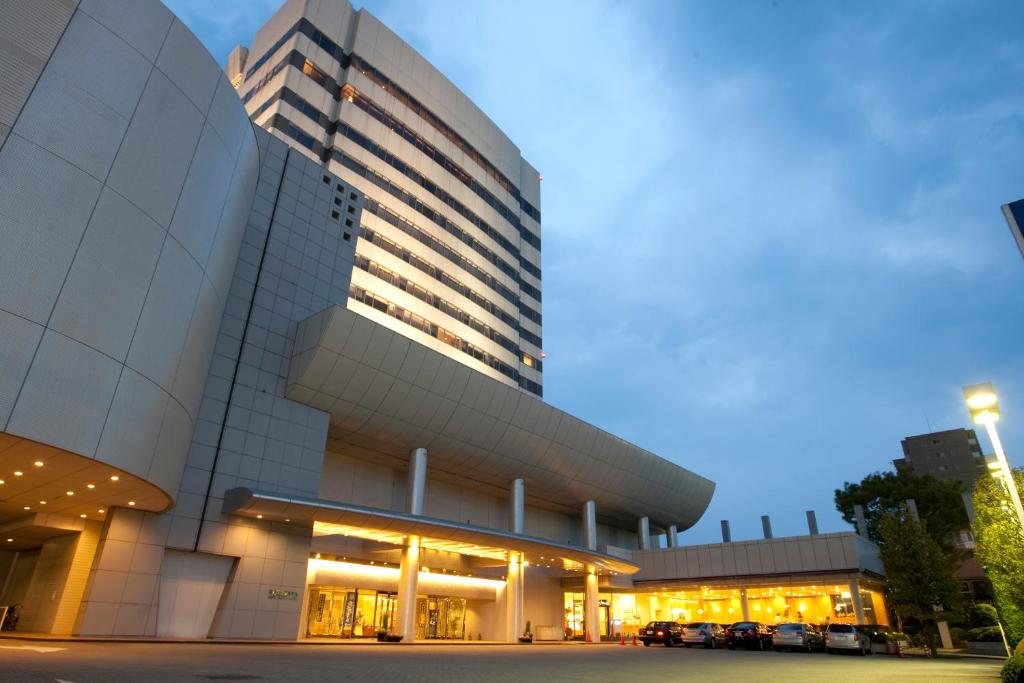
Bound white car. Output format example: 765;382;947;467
824;623;869;655
682;622;726;648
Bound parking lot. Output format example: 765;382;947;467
0;639;1002;683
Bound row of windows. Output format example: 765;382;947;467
260;110;548;333
250;53;538;264
331;148;543;324
261;109;544;328
362;200;544;350
355;254;522;359
241;17;542;225
360;226;518;331
254;84;541;287
344;84;536;254
349;284;542;397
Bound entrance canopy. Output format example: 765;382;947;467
223;487;639;575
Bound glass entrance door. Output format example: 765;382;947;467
374;591;398;634
414;596;467;640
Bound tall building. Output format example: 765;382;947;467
894;428;991;599
231;0;544;398
0;0;887;643
894;428;987;488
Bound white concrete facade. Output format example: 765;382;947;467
0;0;813;644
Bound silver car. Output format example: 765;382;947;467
824;623;869;655
772;623;823;652
682;622;726;648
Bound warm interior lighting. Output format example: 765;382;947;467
22;506;30;510
110;475;119;481
256;514;262;519
14;471;23;477
98;509;105;514
39;501;46;505
66;491;74;496
33;461;43;467
80;514;87;518
87;484;95;489
128;501;136;506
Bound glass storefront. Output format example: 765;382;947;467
563;583;888;637
306;586;466;639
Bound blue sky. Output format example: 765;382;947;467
168;0;1024;544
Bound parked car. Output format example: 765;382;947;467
772;623;824;652
682;622;727;648
725;622;773;650
858;624;893;654
824;623;870;655
640;621;683;647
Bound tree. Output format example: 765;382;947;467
834;469;968;554
878;511;963;653
973;468;1024;644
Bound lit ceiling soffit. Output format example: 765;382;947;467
222;487;639;575
285;305;716;529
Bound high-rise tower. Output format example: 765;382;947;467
231;0;544;397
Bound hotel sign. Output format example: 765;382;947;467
268;589;298;601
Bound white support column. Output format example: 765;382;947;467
584;569;600;643
509;478;524;534
667;525;678;548
407;447;428;515
396;537;420;642
740;589;750;621
848;580;865;624
582;500;599;642
582;500;597;551
638;517;651;550
506;551;524;642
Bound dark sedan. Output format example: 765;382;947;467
725;621;773;650
639;621;683;647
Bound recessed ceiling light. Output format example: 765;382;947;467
39;501;46;505
66;491;74;496
5;539;11;543
98;509;105;514
23;506;30;510
80;514;87;518
0;479;5;485
110;476;119;481
285;518;291;523
87;484;95;489
256;514;262;519
128;501;136;506
13;471;23;477
33;461;43;467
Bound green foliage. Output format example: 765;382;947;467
1002;654;1024;683
949;627;967;644
971;603;1001;627
877;511;963;651
1015;638;1024;656
968;626;1004;643
973;469;1024;643
834;469;968;552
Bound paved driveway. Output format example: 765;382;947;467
0;640;1002;683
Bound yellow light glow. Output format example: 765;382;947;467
5;538;11;542
964;383;1001;424
110;476;119;481
14;471;23;477
33;461;43;467
87;484;95;489
66;491;74;496
98;509;105;514
80;514;86;518
966;392;998;410
128;501;136;506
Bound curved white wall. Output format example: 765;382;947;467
0;0;259;501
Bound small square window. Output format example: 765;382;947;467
345;218;353;228
349;192;357;201
334;197;341;205
322;175;330;184
347;205;355;214
331;210;340;220
336;183;344;192
343;232;351;241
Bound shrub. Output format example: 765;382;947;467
1002;654;1024;683
968;626;1004;643
1015;638;1024;656
972;603;1001;628
949;627;968;645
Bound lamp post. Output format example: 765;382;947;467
963;382;1024;530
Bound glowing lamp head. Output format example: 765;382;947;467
963;382;1000;424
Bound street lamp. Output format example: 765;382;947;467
963;382;1024;529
